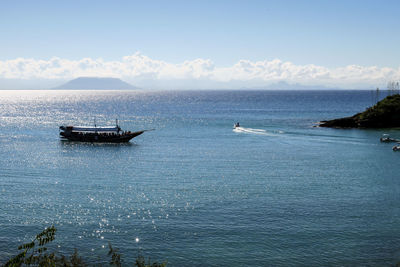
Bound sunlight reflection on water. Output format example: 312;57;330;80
1;90;400;266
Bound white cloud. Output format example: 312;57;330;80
0;52;399;89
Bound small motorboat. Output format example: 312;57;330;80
393;143;400;151
380;134;399;143
233;122;240;128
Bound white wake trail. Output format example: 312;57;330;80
233;127;276;136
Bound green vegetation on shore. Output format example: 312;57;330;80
320;94;400;128
3;226;166;267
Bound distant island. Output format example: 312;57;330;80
53;77;138;90
320;94;400;128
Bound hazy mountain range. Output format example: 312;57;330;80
53;77;138;90
0;77;339;90
53;78;332;90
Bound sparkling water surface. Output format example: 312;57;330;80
0;90;400;266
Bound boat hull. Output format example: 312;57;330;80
60;130;145;143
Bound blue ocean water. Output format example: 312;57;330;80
0;90;399;266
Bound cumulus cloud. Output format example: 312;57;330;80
0;52;399;89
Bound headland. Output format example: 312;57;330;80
319;94;400;128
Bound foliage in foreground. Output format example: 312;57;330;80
3;226;166;267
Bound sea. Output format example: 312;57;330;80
0;90;399;266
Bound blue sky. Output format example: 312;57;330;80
0;0;399;89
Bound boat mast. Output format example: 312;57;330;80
116;119;120;133
94;118;97;134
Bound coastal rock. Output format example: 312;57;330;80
319;94;400;128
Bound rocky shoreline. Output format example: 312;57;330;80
319;94;400;128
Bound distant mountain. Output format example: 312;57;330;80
262;81;332;90
53;77;138;90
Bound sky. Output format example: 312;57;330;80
0;0;399;89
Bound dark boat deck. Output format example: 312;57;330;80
60;130;145;143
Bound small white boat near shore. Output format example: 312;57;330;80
380;134;400;143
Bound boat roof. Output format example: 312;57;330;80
67;126;119;132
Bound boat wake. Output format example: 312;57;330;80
233;127;276;136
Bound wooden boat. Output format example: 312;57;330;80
59;122;148;143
